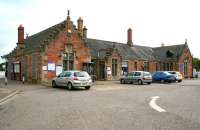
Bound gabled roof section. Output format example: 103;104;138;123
152;44;187;61
23;21;66;53
86;38;155;60
131;45;154;60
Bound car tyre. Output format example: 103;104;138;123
147;82;151;85
121;79;125;84
138;79;143;85
178;80;182;82
85;86;91;90
67;82;73;90
52;81;57;88
161;79;165;83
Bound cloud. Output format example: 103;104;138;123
1;0;200;64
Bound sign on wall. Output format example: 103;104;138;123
56;65;63;76
48;62;55;71
42;65;47;71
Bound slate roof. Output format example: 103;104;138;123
3;20;188;62
152;44;187;61
86;38;154;60
24;21;66;53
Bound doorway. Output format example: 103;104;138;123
99;61;105;80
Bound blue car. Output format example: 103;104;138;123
152;71;176;83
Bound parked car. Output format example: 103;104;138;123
152;71;176;83
168;71;183;82
52;70;92;90
120;71;152;85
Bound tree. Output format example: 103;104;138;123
0;62;6;71
193;57;200;71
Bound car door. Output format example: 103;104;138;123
133;72;140;82
125;72;131;83
62;72;72;86
56;72;64;86
128;72;134;83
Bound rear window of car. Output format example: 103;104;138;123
144;72;151;76
74;71;90;77
134;72;141;76
169;72;176;74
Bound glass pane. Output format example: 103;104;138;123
69;61;73;70
69;53;74;60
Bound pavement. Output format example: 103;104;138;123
0;77;199;104
0;78;48;104
0;78;118;103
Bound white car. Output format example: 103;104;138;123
168;71;183;82
52;70;92;90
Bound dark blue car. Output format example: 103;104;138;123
152;71;176;83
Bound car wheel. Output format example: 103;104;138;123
161;79;165;83
178;80;182;82
138;80;143;85
121;79;125;84
147;82;151;85
52;81;57;88
67;82;73;90
85;86;91;90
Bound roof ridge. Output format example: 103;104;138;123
153;44;185;49
26;20;65;39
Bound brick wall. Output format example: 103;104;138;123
178;47;193;78
43;31;91;83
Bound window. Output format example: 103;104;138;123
134;62;137;70
64;72;71;77
144;61;149;71
156;63;158;71
184;60;188;76
112;59;117;76
134;72;141;76
14;63;20;73
63;53;74;71
63;44;74;71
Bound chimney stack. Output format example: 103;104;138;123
18;24;24;44
127;28;133;47
83;26;87;39
77;17;83;36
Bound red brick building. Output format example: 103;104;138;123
3;12;193;84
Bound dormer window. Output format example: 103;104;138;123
166;50;174;58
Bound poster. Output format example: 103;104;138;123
48;62;55;71
42;65;47;71
56;65;63;76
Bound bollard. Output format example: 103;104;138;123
5;77;7;86
22;75;25;84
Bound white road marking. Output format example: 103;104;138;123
149;96;166;112
0;90;19;105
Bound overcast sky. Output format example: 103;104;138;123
0;0;200;63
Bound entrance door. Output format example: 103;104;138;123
99;61;105;80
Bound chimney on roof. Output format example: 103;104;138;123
185;38;188;45
18;24;24;44
83;26;87;39
127;28;133;47
77;17;83;37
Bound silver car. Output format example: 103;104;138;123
52;70;92;90
120;71;152;85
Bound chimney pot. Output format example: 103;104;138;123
127;28;133;46
18;24;24;44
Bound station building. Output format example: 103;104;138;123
3;12;193;84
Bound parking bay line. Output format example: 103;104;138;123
149;96;166;112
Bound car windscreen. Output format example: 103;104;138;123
169;72;176;74
74;72;90;77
